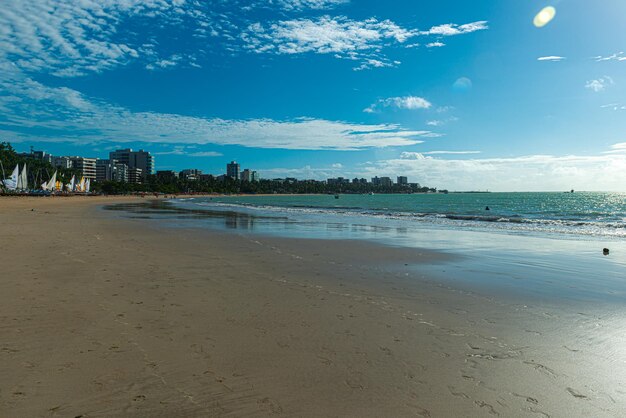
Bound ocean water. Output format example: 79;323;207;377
107;192;626;303
182;192;626;239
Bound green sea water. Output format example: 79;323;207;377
192;192;626;238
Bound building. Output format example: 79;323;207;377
69;157;97;180
109;149;154;180
128;167;143;184
379;177;393;187
156;170;178;181
114;163;129;183
397;176;408;185
250;171;260;182
96;159;128;182
327;177;350;185
52;156;73;169
180;169;202;181
226;161;240;180
96;159;113;182
241;169;252;182
18;149;53;164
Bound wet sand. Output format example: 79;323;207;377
1;197;624;417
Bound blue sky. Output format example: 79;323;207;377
1;0;625;191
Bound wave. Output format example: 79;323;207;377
178;200;626;238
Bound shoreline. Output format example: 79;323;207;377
1;197;624;416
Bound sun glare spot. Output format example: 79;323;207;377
534;6;556;27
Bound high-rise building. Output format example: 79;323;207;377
226;161;240;180
250;171;259;182
109;149;154;180
128;167;143;184
156;170;178;181
114;163;129;183
379;177;393;187
52;156;73;169
69;157;97;180
18;149;52;164
96;159;129;182
96;159;113;182
180;169;202;181
241;169;252;182
397;176;408;185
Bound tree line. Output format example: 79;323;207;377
0;142;81;189
0;142;442;195
96;176;440;195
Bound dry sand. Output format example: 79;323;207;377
0;196;623;417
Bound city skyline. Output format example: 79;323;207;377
1;1;625;191
16;144;418;186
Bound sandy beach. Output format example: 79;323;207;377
1;196;624;417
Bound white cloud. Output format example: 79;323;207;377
365;152;626;192
594;52;626;62
189;151;224;157
0;0;201;77
426;116;457;127
420;21;488;36
0;76;431;150
242;17;488;69
537;56;565;61
423;150;481;155
331;163;343;168
602;142;626;154
600;103;626;111
154;147;223;157
259;164;345;179
273;0;349;11
585;76;614;92
146;54;184;71
242;16;417;69
426;42;446;48
364;96;432;113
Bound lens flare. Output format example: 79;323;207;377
534;6;556;27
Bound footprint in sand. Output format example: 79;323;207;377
566;387;588;399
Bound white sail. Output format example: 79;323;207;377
3;164;19;190
85;178;91;193
78;177;85;193
19;164;28;190
41;181;48;190
46;171;57;191
69;175;76;192
16;164;23;189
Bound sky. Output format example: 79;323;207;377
1;0;625;191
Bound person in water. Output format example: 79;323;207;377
485;206;490;211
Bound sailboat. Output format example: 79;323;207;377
16;163;27;190
2;164;19;190
69;175;76;192
20;164;28;190
45;171;57;192
78;177;85;193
